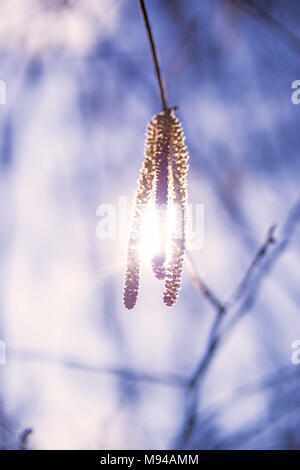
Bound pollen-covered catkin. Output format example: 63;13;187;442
151;112;173;280
163;115;189;307
124;110;189;309
123;120;156;309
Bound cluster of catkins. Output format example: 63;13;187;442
124;109;189;309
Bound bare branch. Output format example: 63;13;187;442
185;251;226;314
229;223;277;306
7;347;188;389
175;199;300;448
232;0;300;54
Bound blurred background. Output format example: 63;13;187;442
0;0;300;450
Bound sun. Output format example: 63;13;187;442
139;203;160;263
138;202;181;266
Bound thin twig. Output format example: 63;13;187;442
199;364;300;433
185;251;226;314
213;401;300;450
228;223;277;306
138;0;169;111
19;428;33;450
233;0;300;54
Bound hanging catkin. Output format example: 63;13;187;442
123;119;156;309
151;113;172;280
163;114;189;307
124;110;189;309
